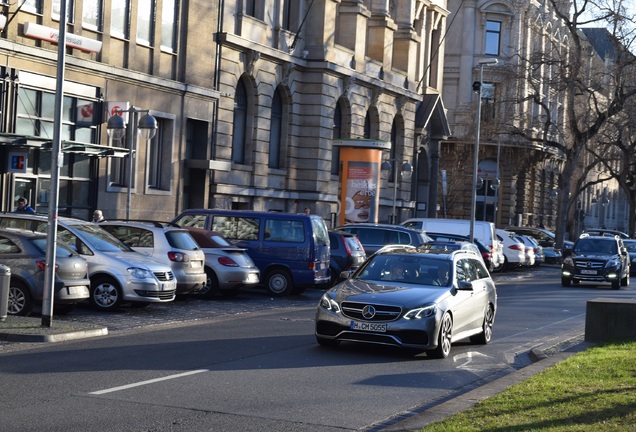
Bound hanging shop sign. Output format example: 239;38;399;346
8;152;27;173
0;15;7;31
23;22;102;53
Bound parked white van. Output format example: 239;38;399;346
402;218;499;260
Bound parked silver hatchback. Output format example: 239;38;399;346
184;227;260;297
0;214;177;311
100;220;207;295
0;228;90;316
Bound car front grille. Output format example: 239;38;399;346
574;260;605;269
341;301;402;322
154;271;175;281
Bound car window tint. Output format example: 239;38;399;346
174;214;207;229
344;236;362;252
0;218;31;230
212;216;259;240
311;217;329;245
165;231;199;250
31;238;74;257
57;227;94;256
265;219;304;243
473;258;490;279
356;228;384;244
0;236;20;253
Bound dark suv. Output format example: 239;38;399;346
561;234;630;290
326;230;366;287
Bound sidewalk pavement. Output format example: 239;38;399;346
0;314;108;343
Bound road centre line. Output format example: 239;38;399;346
89;369;209;395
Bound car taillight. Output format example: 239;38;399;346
36;260;58;271
168;252;190;262
509;245;523;251
308;261;316;270
342;236;352;256
218;256;239;267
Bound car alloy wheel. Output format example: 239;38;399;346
90;277;123;311
8;283;33;316
471;305;494;344
429;313;453;359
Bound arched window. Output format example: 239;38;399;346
232;80;248;164
269;90;283;168
363;111;371;139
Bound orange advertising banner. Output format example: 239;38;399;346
337;142;388;225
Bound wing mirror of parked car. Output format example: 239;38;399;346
457;281;474;291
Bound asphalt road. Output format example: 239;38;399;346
0;265;633;431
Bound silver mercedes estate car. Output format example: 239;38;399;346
315;245;497;359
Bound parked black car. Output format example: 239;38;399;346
335;223;432;255
561;234;630;289
327;230;366;286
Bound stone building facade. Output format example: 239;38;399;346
0;0;221;221
207;0;451;226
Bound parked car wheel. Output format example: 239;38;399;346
90;277;123;311
561;277;571;287
429;313;453;359
8;281;33;316
265;268;293;296
196;268;218;299
470;305;494;345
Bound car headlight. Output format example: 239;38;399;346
605;259;620;270
320;293;341;313
403;304;437;320
128;267;154;279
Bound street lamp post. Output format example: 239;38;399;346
107;108;157;220
470;58;498;243
381;159;413;224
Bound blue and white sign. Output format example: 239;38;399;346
8;152;27;173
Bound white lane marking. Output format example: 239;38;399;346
89;369;209;395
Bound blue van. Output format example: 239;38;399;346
172;209;330;296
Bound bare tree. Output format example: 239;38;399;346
501;0;636;247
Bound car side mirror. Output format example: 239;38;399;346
457;281;474;291
339;270;354;281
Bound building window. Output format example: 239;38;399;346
82;0;102;30
16;88;97;144
388;120;397;182
137;0;155;45
22;0;42;13
245;0;264;20
52;0;75;23
268;90;283;169
161;0;177;51
331;103;342;175
485;20;501;56
147;118;172;190
481;83;496;120
282;0;299;31
111;0;129;38
231;80;248;164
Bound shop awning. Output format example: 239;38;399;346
0;133;129;158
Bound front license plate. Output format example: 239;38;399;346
581;269;597;275
351;321;386;333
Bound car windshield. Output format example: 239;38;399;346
71;223;134;252
575;239;617;254
356;255;451;287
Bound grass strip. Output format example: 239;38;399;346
423;341;636;431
